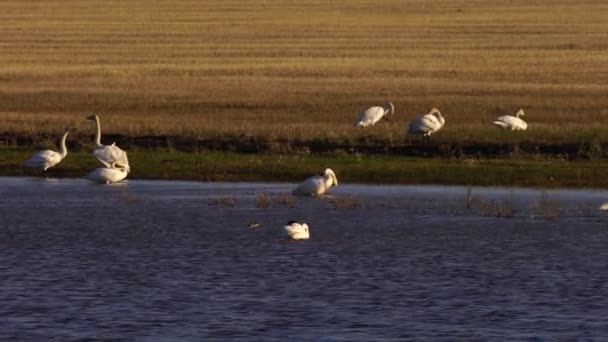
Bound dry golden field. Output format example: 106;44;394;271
1;0;608;148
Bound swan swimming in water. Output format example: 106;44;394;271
86;115;131;172
24;127;76;177
493;109;528;131
407;108;445;142
86;166;129;184
355;102;395;127
284;221;310;240
293;168;338;196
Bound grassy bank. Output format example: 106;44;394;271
2;148;608;188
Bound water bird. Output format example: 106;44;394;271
493;109;528;131
86;166;129;184
407;108;445;142
24;127;76;177
293;168;338;196
284;221;310;240
248;222;261;229
600;203;608;210
86;115;131;172
355;102;395;127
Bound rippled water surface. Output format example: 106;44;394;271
1;177;608;340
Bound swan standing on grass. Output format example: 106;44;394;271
355;102;395;127
284;221;310;240
24;127;76;177
86;167;129;184
86;115;131;172
493;109;528;131
407;108;445;142
293;168;338;196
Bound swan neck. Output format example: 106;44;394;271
59;131;70;157
93;116;102;146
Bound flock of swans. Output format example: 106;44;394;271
24;115;131;184
356;103;528;138
22;105;532;239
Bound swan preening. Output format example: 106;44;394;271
284;221;310;240
293;168;338;196
86;167;129;184
407;108;445;142
355;102;395;127
86;115;131;172
493;109;528;131
24;127;76;177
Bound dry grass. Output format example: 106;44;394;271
1;0;608;146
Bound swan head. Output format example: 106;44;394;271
516;109;525;118
85;115;99;121
64;127;77;133
324;168;338;187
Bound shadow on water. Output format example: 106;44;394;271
1;177;608;340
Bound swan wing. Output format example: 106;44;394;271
24;150;61;169
408;114;439;134
356;106;385;127
494;115;527;131
293;176;325;196
93;145;130;170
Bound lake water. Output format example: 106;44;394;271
1;177;608;340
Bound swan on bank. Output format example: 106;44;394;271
355;102;395;127
24;127;76;177
407;108;445;142
86;166;129;184
86;115;131;172
493;109;528;131
284;221;310;240
293;168;338;196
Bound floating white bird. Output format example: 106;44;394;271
284;221;310;240
493;109;528;131
407;108;445;142
86;167;129;184
355;102;395;127
24;127;76;177
293;168;338;196
600;203;608;210
86;115;131;172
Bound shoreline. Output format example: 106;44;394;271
3;148;607;188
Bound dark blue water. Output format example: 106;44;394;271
1;177;608;340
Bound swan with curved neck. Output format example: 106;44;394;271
293;168;338;196
407;108;445;142
355;102;395;127
493;108;527;131
85;115;131;172
24;127;76;177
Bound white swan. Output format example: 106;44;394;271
355;102;395;127
24;127;76;177
86;115;131;172
493;109;528;131
86;167;128;184
284;221;310;240
600;203;608;210
293;168;338;196
407;108;445;142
